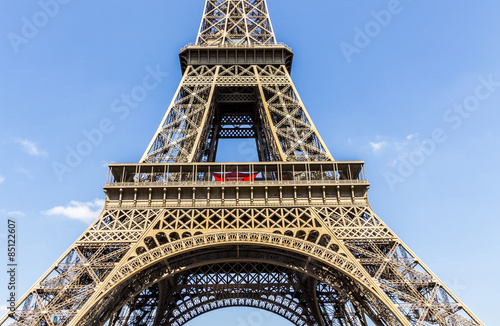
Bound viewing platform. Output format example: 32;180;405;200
179;43;294;73
104;161;370;208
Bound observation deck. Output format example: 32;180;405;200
179;43;294;74
104;161;369;208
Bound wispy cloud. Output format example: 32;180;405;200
102;160;115;168
43;199;104;224
15;138;47;156
369;141;387;153
0;176;5;184
8;211;25;217
406;133;419;141
16;167;33;179
367;133;422;157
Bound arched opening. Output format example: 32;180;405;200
99;257;387;326
80;235;401;326
183;307;293;326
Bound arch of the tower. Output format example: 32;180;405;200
106;262;320;326
75;233;403;326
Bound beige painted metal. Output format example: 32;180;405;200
283;65;334;161
1;162;483;325
253;65;286;161
0;0;485;325
140;66;193;163
187;66;220;162
310;208;411;325
196;0;276;46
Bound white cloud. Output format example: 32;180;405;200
15;138;47;156
0;305;7;314
367;133;420;155
102;160;116;168
16;167;33;179
8;211;25;217
369;141;387;153
0;176;5;184
43;199;105;224
406;133;419;141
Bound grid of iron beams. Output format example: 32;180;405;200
0;1;484;325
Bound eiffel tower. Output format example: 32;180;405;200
1;1;484;325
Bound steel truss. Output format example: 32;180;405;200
141;65;332;163
2;196;482;325
0;0;484;325
196;0;276;46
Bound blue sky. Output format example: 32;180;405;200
1;0;499;324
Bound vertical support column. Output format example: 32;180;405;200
254;65;286;161
310;208;412;326
141;66;193;163
188;66;221;162
282;65;334;161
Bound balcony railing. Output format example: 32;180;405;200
106;161;367;187
181;42;292;52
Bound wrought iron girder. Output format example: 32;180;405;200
68;232;406;325
3;199;480;326
5;244;130;326
0;0;486;324
141;64;332;163
3;206;481;326
154;262;321;326
342;240;478;325
84;245;399;326
196;0;276;46
218;127;256;138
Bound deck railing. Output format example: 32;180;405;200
181;42;292;52
106;161;367;187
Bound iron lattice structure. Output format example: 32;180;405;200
1;1;484;325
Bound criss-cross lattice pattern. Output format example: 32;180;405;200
344;240;479;325
8;245;129;325
153;263;319;326
1;0;485;324
142;66;219;163
3;201;482;326
103;262;401;326
196;0;276;46
141;65;332;163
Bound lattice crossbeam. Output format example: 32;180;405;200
0;0;485;325
196;0;276;46
141;65;332;163
2;202;482;326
